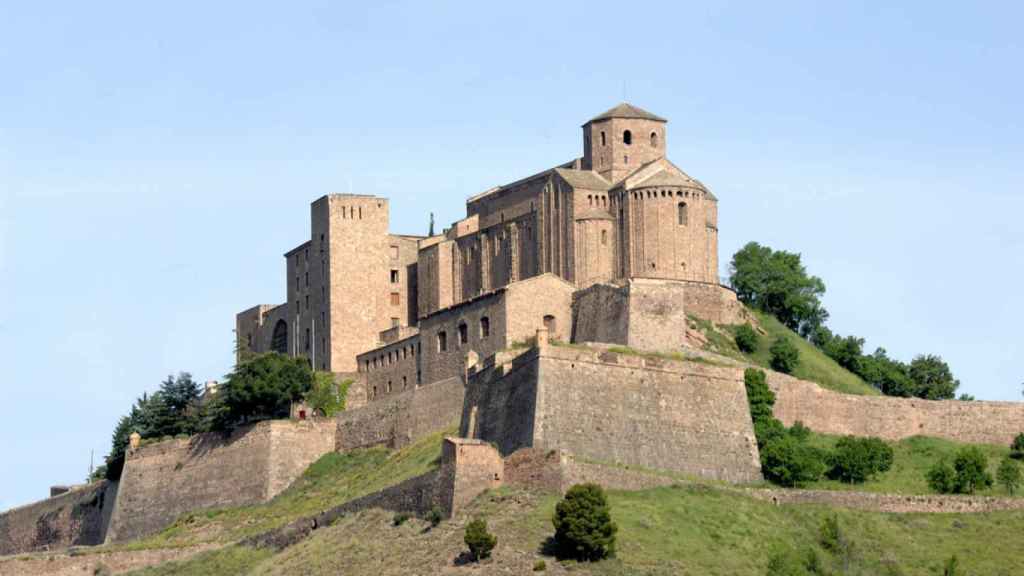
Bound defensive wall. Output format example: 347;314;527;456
572;278;689;352
0;481;116;555
768;371;1024;445
462;336;764;484
105;419;334;544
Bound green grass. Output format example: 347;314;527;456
126;545;271;576
125;426;453;549
693;309;879;396
799;434;1019;497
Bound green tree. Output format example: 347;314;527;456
760;435;827;487
952;446;993;494
827;436;894;484
211;352;315;430
908;355;959;400
744;368;776;423
859;348;915;397
304;373;350;418
1010;433;1024;460
734;323;760;353
552;483;617;561
926;459;957;494
769;337;800;374
464;518;497;561
729;242;828;336
996;456;1021;495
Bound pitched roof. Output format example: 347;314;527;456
587;102;667;123
553;168;610;190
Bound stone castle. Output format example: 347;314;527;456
236;102;743;400
5;103;1024;557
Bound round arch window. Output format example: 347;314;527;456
650;131;659;147
623;130;632;145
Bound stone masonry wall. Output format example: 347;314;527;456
769;372;1024;445
680;280;747;325
571;283;629;346
624;278;687;352
335;376;465;451
0;481;115;556
105;419;334;544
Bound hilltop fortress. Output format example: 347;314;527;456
4;104;1023;557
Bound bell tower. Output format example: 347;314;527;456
581;103;668;182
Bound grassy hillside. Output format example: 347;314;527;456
798;434;1019;497
127;483;1024;576
691;309;879;396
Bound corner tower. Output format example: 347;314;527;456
581;103;667;183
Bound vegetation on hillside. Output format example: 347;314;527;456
729;241;963;400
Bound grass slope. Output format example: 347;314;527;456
124;427;451;550
799;434;1019;497
127;484;1024;576
692;309;879;396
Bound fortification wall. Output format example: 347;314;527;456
105;419;334;544
571;283;629;346
465;345;762;483
624;278;687;352
680;281;746;325
335;376;465;451
0;481;115;556
768;372;1024;445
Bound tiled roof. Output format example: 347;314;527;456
588;103;667;123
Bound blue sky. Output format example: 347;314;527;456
2;1;1022;510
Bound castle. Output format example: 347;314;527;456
236;103;744;401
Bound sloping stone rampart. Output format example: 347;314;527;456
0;481;115;556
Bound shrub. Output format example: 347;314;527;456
532;559;546;571
744;368;776;423
304;373;349;418
827;436;894;484
765;547;815;576
953;447;993;494
464;518;497;561
943;554;960;576
769;337;800;374
760;435;827;487
997;456;1021;495
392;512;410;526
788;421;811;442
926;459;957;494
426;506;443;527
754;418;788;450
734;323;760;353
1011;433;1024;460
552;483;617;561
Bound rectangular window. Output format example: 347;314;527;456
305;272;309;287
390;269;399;283
458;322;468;345
391;317;400;327
390;292;400;306
438;331;448;352
304;328;310;351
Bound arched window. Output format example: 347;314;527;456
623;130;632;145
271;320;288;354
543;315;557;338
650;131;658;147
601;229;608;245
678;202;688;226
600;131;606;146
480;316;490;338
438;330;448;352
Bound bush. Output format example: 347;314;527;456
769;337;800;374
552;483;617;561
996;456;1021;495
392;512;410;526
1010;433;1024;460
532;559;546;571
464;518;497;561
734;323;760;353
827;436;894;484
927;459;957;494
426;506;443;527
745;368;776;423
305;373;349;418
760;435;827;487
765;547;816;576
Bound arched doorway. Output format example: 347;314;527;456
271;320;288;354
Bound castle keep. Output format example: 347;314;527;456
236;103;742;398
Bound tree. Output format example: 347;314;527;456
464;518;497;562
770;337;800;374
952;447;993;494
997;456;1021;495
760;435;827;487
812;328;865;375
304;373;349;418
827;437;894;484
734;323;760;353
1010;433;1024;460
552;483;617;561
926;459;957;494
729;242;829;336
859;348;915;397
212;352;315;430
908;355;959;400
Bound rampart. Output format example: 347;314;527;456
463;343;763;483
0;481;116;555
572;278;688;352
335;376;465;451
105;419;334;544
768;372;1024;445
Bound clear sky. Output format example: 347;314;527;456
2;1;1021;510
